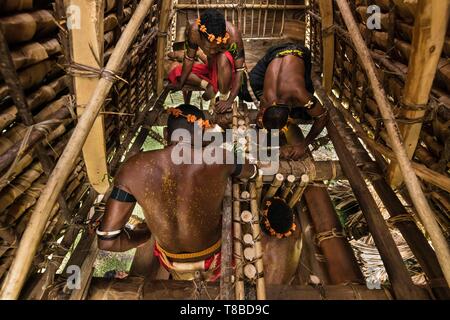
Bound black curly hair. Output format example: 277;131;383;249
262;106;290;130
199;9;227;38
167;104;206;141
262;197;294;235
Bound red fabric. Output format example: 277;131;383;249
153;244;222;282
168;51;236;93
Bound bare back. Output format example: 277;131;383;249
116;146;232;254
261;55;312;108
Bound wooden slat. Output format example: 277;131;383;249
69;0;110;194
318;0;334;93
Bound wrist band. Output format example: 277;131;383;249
96;228;122;241
249;164;259;180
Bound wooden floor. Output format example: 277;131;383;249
84;277;394;300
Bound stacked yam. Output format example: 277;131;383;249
320;0;450;237
0;1;90;284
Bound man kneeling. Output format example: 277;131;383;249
97;104;257;281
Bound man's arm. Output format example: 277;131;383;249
216;30;246;113
170;26;198;90
281;96;328;160
97;169;151;252
304;101;329;147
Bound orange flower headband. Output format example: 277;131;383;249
196;18;230;44
166;107;213;129
262;198;297;239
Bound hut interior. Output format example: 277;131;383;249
0;0;449;300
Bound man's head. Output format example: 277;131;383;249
262;197;295;237
167;104;206;143
198;9;227;39
262;105;290;130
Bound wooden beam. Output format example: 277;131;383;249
318;0;334;93
83;278;398;300
68;0;109;194
0;0;155;300
334;0;450;289
220;180;233;299
388;0;449;187
156;0;173;94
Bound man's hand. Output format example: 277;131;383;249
215;100;233;114
168;81;183;92
280;142;308;160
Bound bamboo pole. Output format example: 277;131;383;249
156;0;172;94
387;0;449;187
249;182;266;300
335;0;450;288
318;0;334;93
287;174;309;208
0;0;155;300
173;3;307;10
297;203;331;284
261;173;284;205
280;175;296;200
220;180;233;299
232;183;245;300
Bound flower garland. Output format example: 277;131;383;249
166;107;213;129
196;18;230;44
261;198;297;239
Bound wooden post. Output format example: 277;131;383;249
156;0;173;94
262;173;284;203
220;180;234;299
232;183;245;300
280;175;296;200
388;0;449;187
297;203;332;284
318;0;334;93
287;174;309;208
68;0;109;194
334;0;450;288
0;0;155;300
249;182;266;300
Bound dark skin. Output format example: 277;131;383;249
98;140;255;258
168;21;245;114
258;55;329;160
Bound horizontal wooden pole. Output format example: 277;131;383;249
83;278;394;300
174;4;307;10
263;160;344;182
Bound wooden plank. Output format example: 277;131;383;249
156;0;173;94
318;0;334;93
220;180;233;299
69;0;110;193
388;0;449;187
